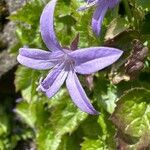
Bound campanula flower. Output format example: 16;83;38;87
78;0;120;36
17;0;123;114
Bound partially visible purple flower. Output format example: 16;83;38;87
17;0;123;115
78;0;120;36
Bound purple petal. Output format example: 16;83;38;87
92;3;108;36
107;0;120;8
66;70;99;115
17;48;56;70
40;0;62;51
19;48;52;59
38;63;68;98
69;47;123;74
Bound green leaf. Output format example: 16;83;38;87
94;75;117;114
81;138;108;150
21;86;37;103
97;111;116;149
15;89;88;150
105;17;129;41
9;0;44;25
15;98;50;128
50;95;88;136
15;66;40;94
80;109;116;150
75;10;99;48
37;129;62;150
0;106;10;136
58;134;81;150
15;101;36;128
15;66;33;91
9;0;47;53
136;0;150;10
80;115;100;139
36;89;88;150
111;88;150;149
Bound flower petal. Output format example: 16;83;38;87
69;47;123;74
66;70;99;115
107;0;120;8
17;48;60;70
17;55;55;70
40;0;62;51
19;48;52;59
38;63;68;98
92;3;108;36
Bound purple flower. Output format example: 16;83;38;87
78;0;120;36
17;0;123;115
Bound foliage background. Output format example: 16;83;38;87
0;0;150;149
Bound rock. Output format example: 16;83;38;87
0;50;17;78
1;0;27;51
0;0;9;31
0;0;26;81
5;0;26;13
0;34;7;50
2;21;17;50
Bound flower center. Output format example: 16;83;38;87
63;54;75;68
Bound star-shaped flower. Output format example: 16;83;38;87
78;0;120;36
17;0;123;114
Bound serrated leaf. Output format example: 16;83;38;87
50;96;88;136
55;0;79;46
105;17;129;40
15;66;40;95
9;0;47;54
111;88;150;149
80;109;116;150
58;134;81;150
93;76;117;114
80;115;101;139
15;101;36;128
15;98;50;128
21;86;37;103
37;129;62;150
9;0;44;25
15;66;32;91
36;89;88;150
81;138;108;150
15;66;33;91
97;112;116;149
